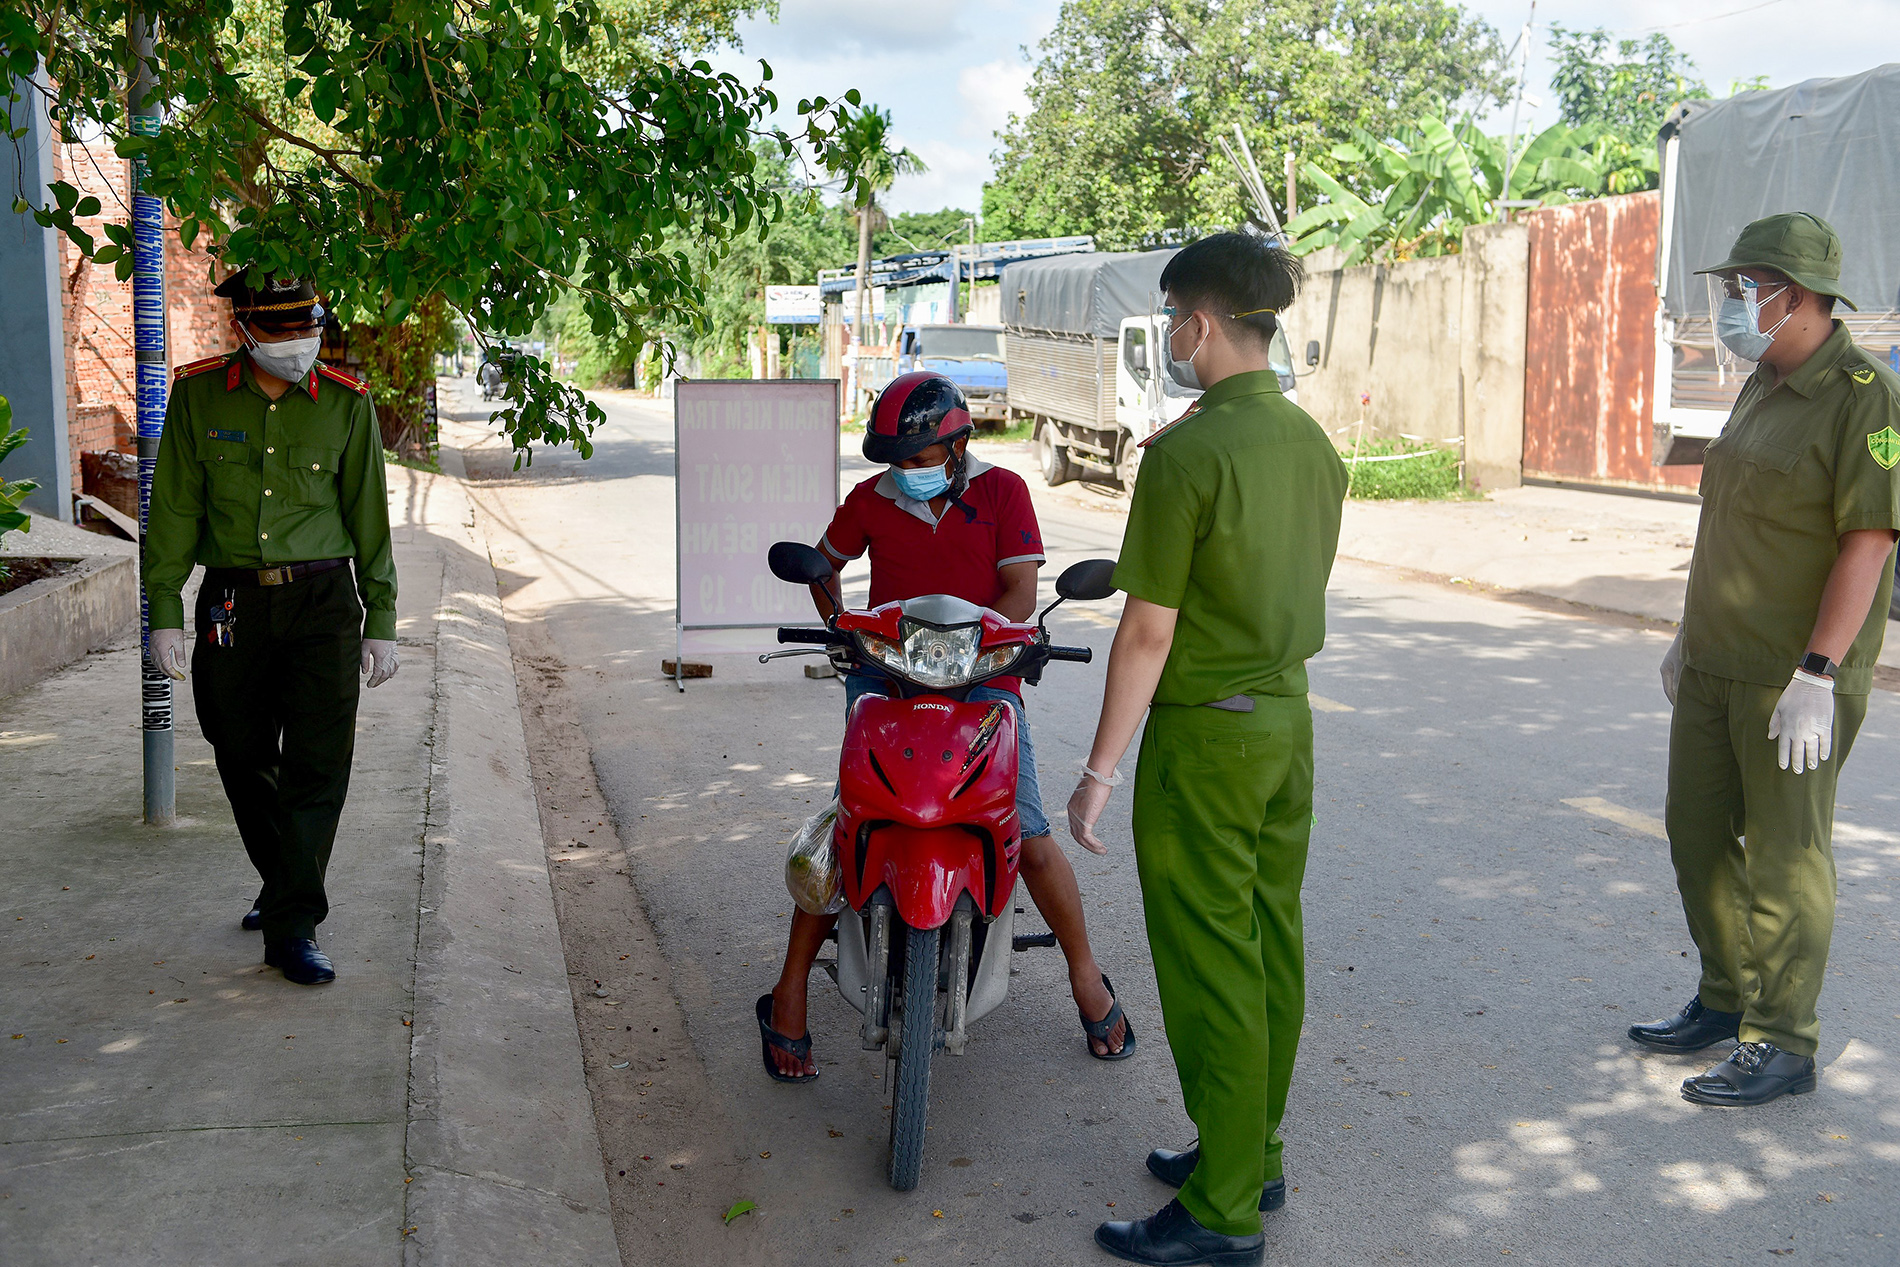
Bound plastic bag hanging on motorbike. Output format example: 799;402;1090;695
784;797;846;916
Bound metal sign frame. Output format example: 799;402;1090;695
673;378;841;690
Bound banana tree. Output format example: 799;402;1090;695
1285;114;1649;265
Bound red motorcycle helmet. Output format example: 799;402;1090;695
863;371;973;464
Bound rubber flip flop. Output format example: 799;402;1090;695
756;994;818;1083
1081;973;1137;1061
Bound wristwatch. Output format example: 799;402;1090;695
1799;651;1838;679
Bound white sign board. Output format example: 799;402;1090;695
675;379;840;662
765;285;823;324
838;286;887;323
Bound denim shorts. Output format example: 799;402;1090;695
842;673;1051;840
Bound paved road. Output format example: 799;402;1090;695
456;381;1900;1265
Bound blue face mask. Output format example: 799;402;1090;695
1715;279;1789;363
891;460;951;501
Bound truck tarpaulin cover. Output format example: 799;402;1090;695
1662;64;1900;319
1002;250;1178;339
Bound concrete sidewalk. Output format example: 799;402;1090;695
0;459;617;1265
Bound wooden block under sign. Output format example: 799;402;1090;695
661;659;713;679
803;662;837;680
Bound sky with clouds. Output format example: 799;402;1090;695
705;0;1896;220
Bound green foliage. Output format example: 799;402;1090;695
5;0;853;465
0;396;41;549
1286;113;1661;265
982;0;1510;250
349;295;457;459
1547;26;1708;138
875;208;975;257
1340;437;1459;500
824;104;926;214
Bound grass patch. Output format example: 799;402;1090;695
1338;437;1462;500
384;448;441;474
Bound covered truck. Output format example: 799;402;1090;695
1653;64;1900;466
1002;250;1297;489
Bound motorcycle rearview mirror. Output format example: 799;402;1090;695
1056;558;1118;602
1040;557;1119;628
768;541;834;586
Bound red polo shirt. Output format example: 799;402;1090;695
822;456;1045;690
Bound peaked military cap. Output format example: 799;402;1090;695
212;272;329;331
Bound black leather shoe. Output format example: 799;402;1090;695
241;891;265;932
1629;995;1742;1051
1146;1143;1285;1213
265;938;336;985
1095;1199;1264;1266
1681;1041;1816;1106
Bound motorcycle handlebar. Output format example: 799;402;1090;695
777;627;845;646
1044;645;1093;664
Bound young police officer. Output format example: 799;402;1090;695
145;273;399;986
1633;214;1900;1105
1071;235;1347;1265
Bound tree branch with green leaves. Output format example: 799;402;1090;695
3;0;847;464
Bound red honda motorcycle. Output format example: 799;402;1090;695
762;542;1117;1190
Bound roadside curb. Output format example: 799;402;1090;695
400;443;621;1266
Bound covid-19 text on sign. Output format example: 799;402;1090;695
675;381;840;641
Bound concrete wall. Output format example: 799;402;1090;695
0;71;72;521
0;555;137;699
1283;223;1529;489
1521;191;1700;493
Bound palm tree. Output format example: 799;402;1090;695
824;105;926;403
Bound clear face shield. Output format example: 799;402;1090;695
1708;273;1789;379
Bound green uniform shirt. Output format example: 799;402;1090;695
144;352;398;640
1113;370;1349;703
1683;321;1900;695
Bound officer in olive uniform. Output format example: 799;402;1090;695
145;273;400;986
1069;234;1348;1265
1632;214;1900;1105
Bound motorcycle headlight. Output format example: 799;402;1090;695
900;620;984;688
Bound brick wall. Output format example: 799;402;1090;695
53;140;230;506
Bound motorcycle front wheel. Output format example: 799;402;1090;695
886;922;940;1191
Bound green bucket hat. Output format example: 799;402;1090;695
1694;211;1857;311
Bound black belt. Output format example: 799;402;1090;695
204;558;350;588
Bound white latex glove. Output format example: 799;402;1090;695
1768;669;1834;773
1660;629;1684;706
361;637;400;688
149;628;189;681
1066;773;1113;855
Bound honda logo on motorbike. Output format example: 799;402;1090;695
912;701;953;713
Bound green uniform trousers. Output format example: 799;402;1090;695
1666;666;1868;1057
1132;697;1313;1237
191;565;364;943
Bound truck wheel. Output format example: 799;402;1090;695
886;923;940;1191
1038;423;1077;487
1116;431;1143;491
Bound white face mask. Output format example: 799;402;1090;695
245;332;323;383
1715;280;1790;363
1165;313;1207;391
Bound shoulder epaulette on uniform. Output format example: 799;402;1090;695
1138;399;1202;449
173;353;233;382
316;363;370;396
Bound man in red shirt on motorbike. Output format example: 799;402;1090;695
758;371;1133;1078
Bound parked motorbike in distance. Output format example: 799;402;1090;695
761;542;1118;1190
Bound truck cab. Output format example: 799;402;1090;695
896;323;1009;423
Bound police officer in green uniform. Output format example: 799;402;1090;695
1631;214;1900;1105
1071;234;1348;1265
145;273;400;986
